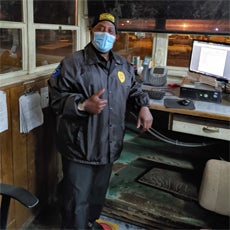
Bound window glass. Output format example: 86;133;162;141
113;32;153;62
167;34;230;67
34;0;77;25
0;29;22;74
88;1;230;34
36;29;75;67
0;0;22;22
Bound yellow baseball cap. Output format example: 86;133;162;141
99;13;115;24
92;13;117;32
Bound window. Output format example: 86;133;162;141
0;28;22;74
114;32;230;77
0;1;22;22
1;1;229;81
113;32;154;63
167;34;230;68
0;0;78;78
36;29;75;67
88;0;230;34
88;0;229;77
34;0;76;25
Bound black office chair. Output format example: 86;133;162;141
0;183;39;230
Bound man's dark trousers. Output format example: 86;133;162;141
59;156;113;229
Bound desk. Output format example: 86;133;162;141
146;83;230;141
149;95;230;121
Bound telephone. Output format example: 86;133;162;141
143;66;168;86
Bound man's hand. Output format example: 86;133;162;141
83;88;108;114
136;106;153;132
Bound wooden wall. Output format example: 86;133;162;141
0;76;58;229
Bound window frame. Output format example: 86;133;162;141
0;0;228;82
153;33;189;77
0;0;80;80
27;1;79;74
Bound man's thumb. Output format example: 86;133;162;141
136;118;141;128
94;88;105;97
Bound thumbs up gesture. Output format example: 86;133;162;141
83;89;108;114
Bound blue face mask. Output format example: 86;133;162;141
92;32;116;53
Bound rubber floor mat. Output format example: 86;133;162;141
138;167;199;201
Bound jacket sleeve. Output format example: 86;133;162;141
126;64;150;113
48;58;88;119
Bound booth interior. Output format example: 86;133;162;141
26;68;230;229
1;0;230;229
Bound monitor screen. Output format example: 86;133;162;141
189;40;230;82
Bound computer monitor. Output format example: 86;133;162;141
189;40;230;83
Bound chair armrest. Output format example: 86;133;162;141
0;183;39;208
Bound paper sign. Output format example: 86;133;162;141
0;91;8;133
40;86;49;108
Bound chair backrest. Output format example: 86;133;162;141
199;159;230;217
0;183;39;230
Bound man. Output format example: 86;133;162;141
48;12;153;230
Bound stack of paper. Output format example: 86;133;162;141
19;92;44;133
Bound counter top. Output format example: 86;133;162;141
144;76;230;121
149;95;230;121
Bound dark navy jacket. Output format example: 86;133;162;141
48;43;149;165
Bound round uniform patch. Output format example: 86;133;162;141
117;71;125;83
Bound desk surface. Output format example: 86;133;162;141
144;78;230;122
149;96;230;121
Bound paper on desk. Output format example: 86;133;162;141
0;91;8;133
19;92;44;133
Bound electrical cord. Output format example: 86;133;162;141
148;127;207;147
129;112;221;147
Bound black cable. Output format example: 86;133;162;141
129;112;220;147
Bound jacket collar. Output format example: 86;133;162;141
84;43;123;66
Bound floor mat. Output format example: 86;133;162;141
137;166;199;201
105;159;228;229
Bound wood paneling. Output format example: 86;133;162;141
0;88;16;228
0;76;58;229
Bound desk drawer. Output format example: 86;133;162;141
171;114;230;141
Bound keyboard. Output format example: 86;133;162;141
143;89;165;100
